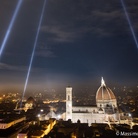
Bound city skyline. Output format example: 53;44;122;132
0;0;138;92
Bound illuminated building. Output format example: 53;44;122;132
0;116;26;129
15;96;36;112
66;78;130;125
0;115;26;137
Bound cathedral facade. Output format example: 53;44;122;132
66;78;121;125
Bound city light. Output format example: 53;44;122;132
37;114;40;117
128;113;131;117
57;114;61;119
40;109;44;112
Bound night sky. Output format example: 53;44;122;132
0;0;138;93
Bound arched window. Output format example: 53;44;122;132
68;95;70;101
106;104;109;107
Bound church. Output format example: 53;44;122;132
66;78;126;125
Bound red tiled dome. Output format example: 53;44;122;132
96;78;116;101
26;97;35;104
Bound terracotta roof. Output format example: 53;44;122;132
96;86;116;100
26;97;35;104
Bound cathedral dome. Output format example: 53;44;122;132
26;97;35;104
96;78;116;101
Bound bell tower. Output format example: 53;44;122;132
66;87;72;120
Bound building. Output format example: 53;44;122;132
17;119;56;138
0;114;26;138
15;96;36;112
66;78;126;125
0;116;26;129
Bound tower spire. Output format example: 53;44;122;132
101;77;106;86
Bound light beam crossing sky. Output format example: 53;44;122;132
20;0;46;105
121;0;138;49
0;0;23;58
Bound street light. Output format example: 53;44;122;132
57;114;61;119
40;109;44;112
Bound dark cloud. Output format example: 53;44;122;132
40;0;138;43
0;62;44;73
0;62;27;71
36;44;56;58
